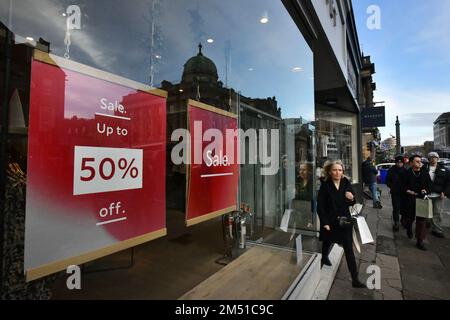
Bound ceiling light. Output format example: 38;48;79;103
179;89;184;93
207;38;214;43
62;13;67;17
292;67;303;72
155;55;162;59
26;37;34;41
260;17;269;24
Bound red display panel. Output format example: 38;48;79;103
25;51;167;281
186;100;239;226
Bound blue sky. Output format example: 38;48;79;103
353;0;450;146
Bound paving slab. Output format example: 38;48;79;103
329;185;450;300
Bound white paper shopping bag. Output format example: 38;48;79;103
352;228;361;254
415;198;433;219
356;216;374;244
350;203;363;217
280;209;292;232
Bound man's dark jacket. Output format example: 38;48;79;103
422;163;449;195
362;160;378;184
386;165;406;195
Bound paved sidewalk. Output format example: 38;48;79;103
328;185;450;300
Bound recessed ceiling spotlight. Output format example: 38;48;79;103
292;67;303;72
207;38;214;43
260;17;269;24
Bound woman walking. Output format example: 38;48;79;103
317;160;365;288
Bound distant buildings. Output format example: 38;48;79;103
434;112;450;157
360;55;380;160
382;137;397;150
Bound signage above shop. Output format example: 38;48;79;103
361;106;386;129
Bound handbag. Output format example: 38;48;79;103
338;216;356;228
415;197;433;219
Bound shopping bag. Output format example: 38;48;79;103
352;228;361;254
280;209;292;232
355;216;374;244
415;197;433;219
349;203;363;217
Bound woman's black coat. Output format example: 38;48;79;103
317;177;356;242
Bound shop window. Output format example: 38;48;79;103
1;0;316;298
316;105;359;184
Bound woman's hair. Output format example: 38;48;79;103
298;163;313;183
299;163;312;174
321;160;345;181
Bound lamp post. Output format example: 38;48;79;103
396;116;401;155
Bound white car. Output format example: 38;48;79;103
376;163;395;171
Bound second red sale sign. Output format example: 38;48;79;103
186;100;239;226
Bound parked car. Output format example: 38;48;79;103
440;159;450;171
376;163;395;184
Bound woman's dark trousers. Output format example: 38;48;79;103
322;230;358;280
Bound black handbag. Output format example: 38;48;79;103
338;216;355;229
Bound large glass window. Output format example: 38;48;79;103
1;0;315;299
316;105;359;183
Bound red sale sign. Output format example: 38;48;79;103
25;50;167;281
186;100;239;226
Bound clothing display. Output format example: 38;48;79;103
327;136;338;152
320;134;329;158
1;162;55;300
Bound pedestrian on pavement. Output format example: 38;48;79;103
401;155;432;251
423;152;449;238
317;160;365;288
386;155;406;232
403;156;410;170
362;157;383;209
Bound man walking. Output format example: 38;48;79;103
402;155;432;250
423;152;449;238
386;155;406;231
362;157;382;209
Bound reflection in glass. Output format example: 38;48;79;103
316;105;359;183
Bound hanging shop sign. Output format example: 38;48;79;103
361;106;386;129
186;100;239;226
25;50;167;281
